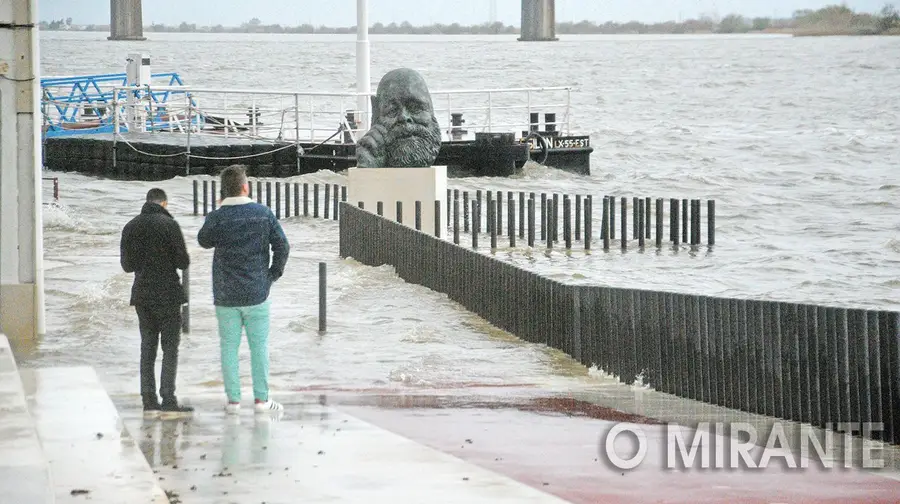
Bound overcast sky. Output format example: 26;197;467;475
41;0;889;26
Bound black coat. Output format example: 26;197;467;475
120;202;190;306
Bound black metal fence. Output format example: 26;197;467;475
191;179;716;249
338;202;900;445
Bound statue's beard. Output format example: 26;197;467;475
383;120;442;167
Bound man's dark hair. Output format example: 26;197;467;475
146;188;167;204
220;165;248;198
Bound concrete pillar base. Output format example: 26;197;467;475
0;284;36;345
347;166;448;236
107;36;147;41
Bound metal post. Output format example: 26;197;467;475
318;262;326;333
294;93;302;173
112;94;119;170
185;94;192;176
356;0;372;131
181;268;190;333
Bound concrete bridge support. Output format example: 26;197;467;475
519;0;558;41
109;0;146;41
0;0;45;345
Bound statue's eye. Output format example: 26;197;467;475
405;100;424;113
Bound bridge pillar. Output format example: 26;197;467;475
519;0;558;41
108;0;146;41
0;0;45;345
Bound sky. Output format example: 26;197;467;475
40;0;889;27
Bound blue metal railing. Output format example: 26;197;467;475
41;72;200;137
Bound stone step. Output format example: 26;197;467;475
0;334;54;504
18;366;169;504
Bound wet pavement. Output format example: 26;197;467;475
123;392;569;503
5;352;900;503
117;384;900;504
18;366;169;503
0;336;53;504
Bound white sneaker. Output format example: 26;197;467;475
254;399;283;414
225;402;241;415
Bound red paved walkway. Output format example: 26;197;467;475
336;393;900;504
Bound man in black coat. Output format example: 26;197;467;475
120;188;194;418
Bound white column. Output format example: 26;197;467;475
356;0;371;131
0;0;45;341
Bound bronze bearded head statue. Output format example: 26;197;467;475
356;68;442;168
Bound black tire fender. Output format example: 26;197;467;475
524;132;549;165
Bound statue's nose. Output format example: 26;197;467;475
401;107;413;123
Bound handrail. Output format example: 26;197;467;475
108;84;572;99
46;80;575;142
117;86;372;98
41;72;183;86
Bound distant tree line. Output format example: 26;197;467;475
40;4;900;36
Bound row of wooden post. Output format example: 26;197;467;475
191;180;716;250
443;189;715;250
193;179;347;221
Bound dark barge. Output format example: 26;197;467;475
42;128;593;180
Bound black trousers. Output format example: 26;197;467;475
136;304;182;408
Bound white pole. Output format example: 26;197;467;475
32;0;44;336
356;0;371;131
0;0;44;339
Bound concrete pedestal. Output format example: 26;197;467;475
347;166;447;236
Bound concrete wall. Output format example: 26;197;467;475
519;0;558;41
109;0;146;41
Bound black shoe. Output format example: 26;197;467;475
143;404;161;419
159;402;194;418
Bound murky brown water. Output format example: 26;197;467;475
26;32;900;400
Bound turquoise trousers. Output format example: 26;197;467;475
215;300;271;403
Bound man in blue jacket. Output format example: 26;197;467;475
198;165;290;414
121;188;194;418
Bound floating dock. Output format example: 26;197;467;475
39;65;594;179
43;129;591;180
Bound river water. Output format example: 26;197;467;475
25;32;899;401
